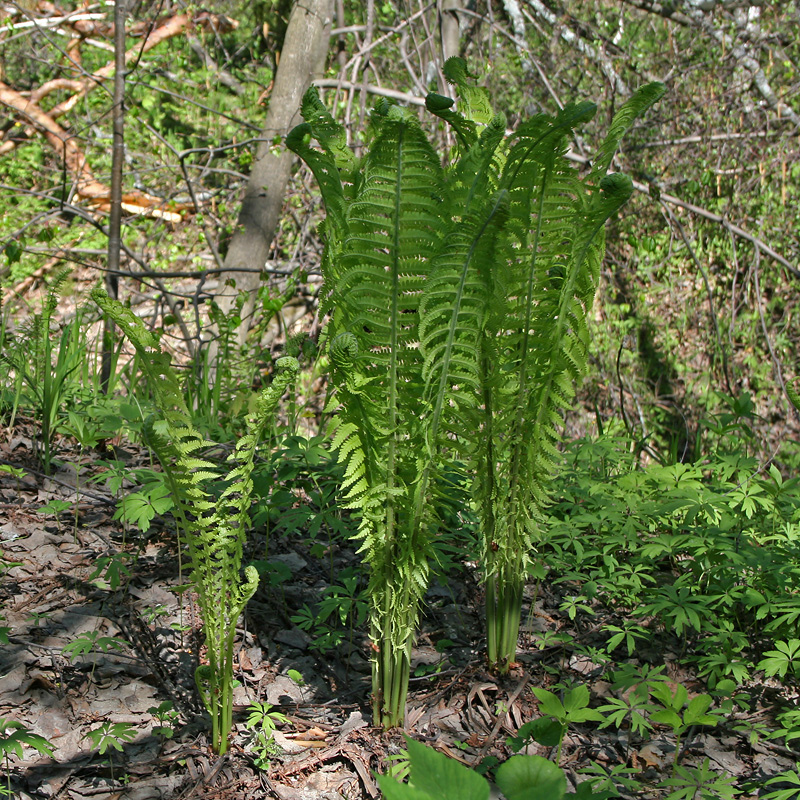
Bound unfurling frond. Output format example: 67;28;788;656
442;57;494;125
92;290;299;754
591;82;665;183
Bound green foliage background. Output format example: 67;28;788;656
1;0;797;463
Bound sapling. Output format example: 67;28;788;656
658;758;738;800
148;701;179;743
649;683;721;774
763;764;800;800
36;498;72;534
244;701;288;770
0;464;25;494
93;288;298;754
63;631;127;682
84;722;136;782
531;685;605;765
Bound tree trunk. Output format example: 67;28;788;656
216;0;333;346
101;0;127;392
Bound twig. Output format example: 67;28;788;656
477;671;529;760
313;77;425;106
752;247;791;409
659;199;732;394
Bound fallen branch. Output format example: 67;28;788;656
49;14;192;118
0;80;185;220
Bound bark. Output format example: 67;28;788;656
216;0;333;345
525;0;629;96
501;0;531;73
440;0;461;64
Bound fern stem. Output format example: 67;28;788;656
373;601;413;728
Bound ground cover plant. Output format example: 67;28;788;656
2;379;800;796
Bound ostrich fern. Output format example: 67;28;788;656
288;63;663;724
289;101;447;728
92;288;298;753
421;68;664;672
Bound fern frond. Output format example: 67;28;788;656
420;190;509;447
211;355;298;531
442;57;494;125
286;123;347;247
328;417;368;506
92;288;188;421
298;87;355;178
425;92;478;152
590;82;665;182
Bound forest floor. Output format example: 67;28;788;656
1;426;799;800
1;276;799;800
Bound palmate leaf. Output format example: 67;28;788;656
0;718;55;760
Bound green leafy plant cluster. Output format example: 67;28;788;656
539;417;800;693
250;432;352;560
92;287;298;755
0;270;84;473
379;680;799;800
243;700;288;770
287;56;663;726
379;735;593;800
0;718;55;798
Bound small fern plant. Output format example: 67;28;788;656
92;288;298;754
287;61;663;725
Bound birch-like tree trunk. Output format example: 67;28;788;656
215;0;333;346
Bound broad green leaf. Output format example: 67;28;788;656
508;718;565;751
405;737;489;800
533;688;567;720
378;774;436;800
496;755;567;800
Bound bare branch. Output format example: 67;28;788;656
620;0;799;125
313;77;425;106
523;0;630;96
